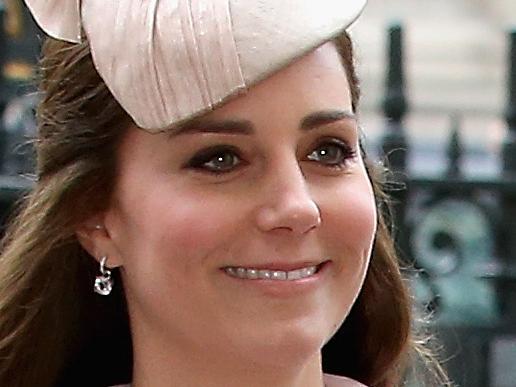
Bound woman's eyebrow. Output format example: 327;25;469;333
167;109;356;138
168;118;254;138
300;109;356;131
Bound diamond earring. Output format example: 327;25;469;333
94;256;113;296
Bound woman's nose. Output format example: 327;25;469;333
254;162;321;235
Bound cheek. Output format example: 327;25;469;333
318;174;377;326
116;183;244;271
323;175;377;268
112;183;247;323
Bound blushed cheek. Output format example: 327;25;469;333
117;192;242;313
324;180;377;267
140;193;243;270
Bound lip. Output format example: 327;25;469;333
220;260;332;298
221;259;330;271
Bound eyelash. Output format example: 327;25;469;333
185;139;357;176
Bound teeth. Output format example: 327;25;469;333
287;266;317;280
271;271;287;280
258;270;272;279
224;265;319;281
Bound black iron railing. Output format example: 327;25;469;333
379;23;516;387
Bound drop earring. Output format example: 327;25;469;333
94;256;113;296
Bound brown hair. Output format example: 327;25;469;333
0;32;450;387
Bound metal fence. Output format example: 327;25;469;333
378;24;516;387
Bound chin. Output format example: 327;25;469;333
229;318;331;368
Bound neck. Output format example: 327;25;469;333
130;321;325;387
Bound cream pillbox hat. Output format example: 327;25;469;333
24;0;367;132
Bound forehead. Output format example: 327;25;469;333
197;41;352;124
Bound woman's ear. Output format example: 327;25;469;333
75;214;123;268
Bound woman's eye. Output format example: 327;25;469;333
185;140;355;176
186;146;242;175
306;140;356;168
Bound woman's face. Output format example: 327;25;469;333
102;41;377;368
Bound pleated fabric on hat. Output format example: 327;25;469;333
82;0;245;130
24;0;367;132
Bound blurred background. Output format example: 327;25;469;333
0;1;514;386
349;1;516;386
352;0;510;176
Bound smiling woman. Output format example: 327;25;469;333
93;45;377;387
0;1;449;387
